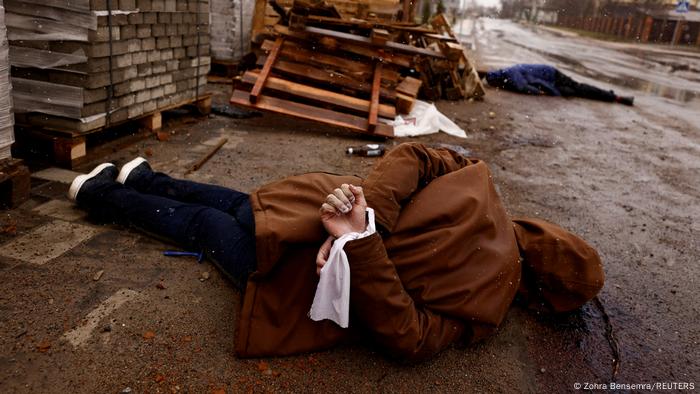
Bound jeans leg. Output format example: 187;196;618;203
130;171;254;233
84;182;256;290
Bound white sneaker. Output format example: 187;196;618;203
67;163;117;202
117;157;150;185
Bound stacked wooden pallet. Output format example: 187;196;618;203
7;0;211;136
0;0;13;160
230;1;483;137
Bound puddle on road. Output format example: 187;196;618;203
598;73;700;104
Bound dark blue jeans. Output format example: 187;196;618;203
81;172;257;291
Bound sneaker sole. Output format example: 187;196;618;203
117;157;147;184
68;163;116;202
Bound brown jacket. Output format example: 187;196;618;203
235;143;604;361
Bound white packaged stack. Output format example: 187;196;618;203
0;0;14;160
6;0;211;134
210;0;253;62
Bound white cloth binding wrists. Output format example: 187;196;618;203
308;207;376;328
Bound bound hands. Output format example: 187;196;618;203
316;184;367;275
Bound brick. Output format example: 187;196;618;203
136;90;151;104
119;0;136;10
124;66;139;81
152;0;164;11
158;12;171;24
141;37;156;51
128;103;144;118
143;12;158;24
156;37;170;49
97;14;128;26
170;35;182;48
163;83;176;95
119;93;136;107
155;97;170;110
128;39;141;52
150;86;164;99
166;24;178;36
166;60;179;71
146;75;160;88
137;63;153;76
164;0;176;12
115;53;132;68
152;24;166;37
132;51;148;65
84;87;108;104
113;80;131;96
182;35;196;46
136;0;152;11
143;99;157;113
128;12;144;25
152;61;167;74
88;41;129;57
130;78;146;91
159;74;172;85
89;26;120;42
137;25;151;38
147;51;162;62
120;25;136;40
173;47;186;59
86;58;108;74
161;49;173;61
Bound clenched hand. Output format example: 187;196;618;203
319;184;367;239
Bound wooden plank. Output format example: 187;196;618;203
241;71;396;118
368;62;382;132
402;0;410;22
371;28;390;46
250;37;284;103
261;39;400;82
303;26;445;58
251;0;270;43
396;92;415;115
257;56;397;101
396;76;422;97
274;25;415;68
230;89;394;138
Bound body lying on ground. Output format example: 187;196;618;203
484;64;634;106
68;143;605;362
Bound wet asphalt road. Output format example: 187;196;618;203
0;18;698;394
454;18;700;391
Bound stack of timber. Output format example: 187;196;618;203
0;0;13;159
230;0;483;137
6;0;212;166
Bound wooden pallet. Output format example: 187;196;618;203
0;158;31;208
15;94;212;169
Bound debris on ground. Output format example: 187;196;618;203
211;104;262;119
230;0;483;137
200;271;211;282
93;270;104;281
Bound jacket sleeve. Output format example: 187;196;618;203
362;143;472;233
344;233;466;362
